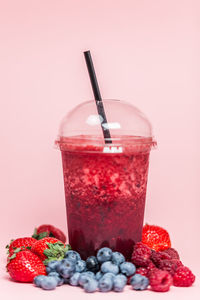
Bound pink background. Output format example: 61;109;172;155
0;0;199;298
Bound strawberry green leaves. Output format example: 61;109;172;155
7;248;23;262
5;239;14;254
32;228;49;240
43;242;71;265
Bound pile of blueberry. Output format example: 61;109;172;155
34;248;149;292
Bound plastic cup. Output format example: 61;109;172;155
56;99;156;260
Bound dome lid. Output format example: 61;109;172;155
57;99;156;152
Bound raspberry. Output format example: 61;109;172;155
131;242;151;267
147;261;157;276
127;276;132;285
150;250;170;267
135;262;157;279
136;267;148;277
173;266;195;287
149;269;172;292
161;248;180;260
159;259;183;276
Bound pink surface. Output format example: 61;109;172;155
0;0;199;298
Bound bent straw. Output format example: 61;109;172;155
84;50;112;144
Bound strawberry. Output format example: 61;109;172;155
31;237;71;264
7;249;46;282
142;224;171;251
32;224;66;243
6;237;37;255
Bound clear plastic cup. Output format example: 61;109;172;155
56;99;156;260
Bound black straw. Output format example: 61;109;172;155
84;50;112;144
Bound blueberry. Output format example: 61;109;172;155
103;272;116;280
57;259;75;276
48;272;64;286
63;278;70;284
34;275;47;287
75;259;86;273
56;277;65;286
120;262;136;276
85;271;96;278
46;260;60;273
78;272;95;286
64;250;81;262
97;247;112;263
95;271;103;281
46;267;51;274
130;274;149;290
111;252;125;265
40;276;58;290
58;265;74;279
113;274;127;292
48;271;60;277
98;275;113;292
86;256;100;273
101;261;119;275
61;258;76;270
69;272;81;286
84;278;98;293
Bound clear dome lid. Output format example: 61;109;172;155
56;99;156;152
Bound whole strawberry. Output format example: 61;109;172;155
7;249;46;282
6;237;37;255
31;237;70;264
142;224;171;251
32;224;66;243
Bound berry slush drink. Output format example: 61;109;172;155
59;136;152;260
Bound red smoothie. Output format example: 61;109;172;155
59;135;153;260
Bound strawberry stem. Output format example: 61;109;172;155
32;228;49;240
43;243;71;265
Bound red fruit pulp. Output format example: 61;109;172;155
59;136;153;260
